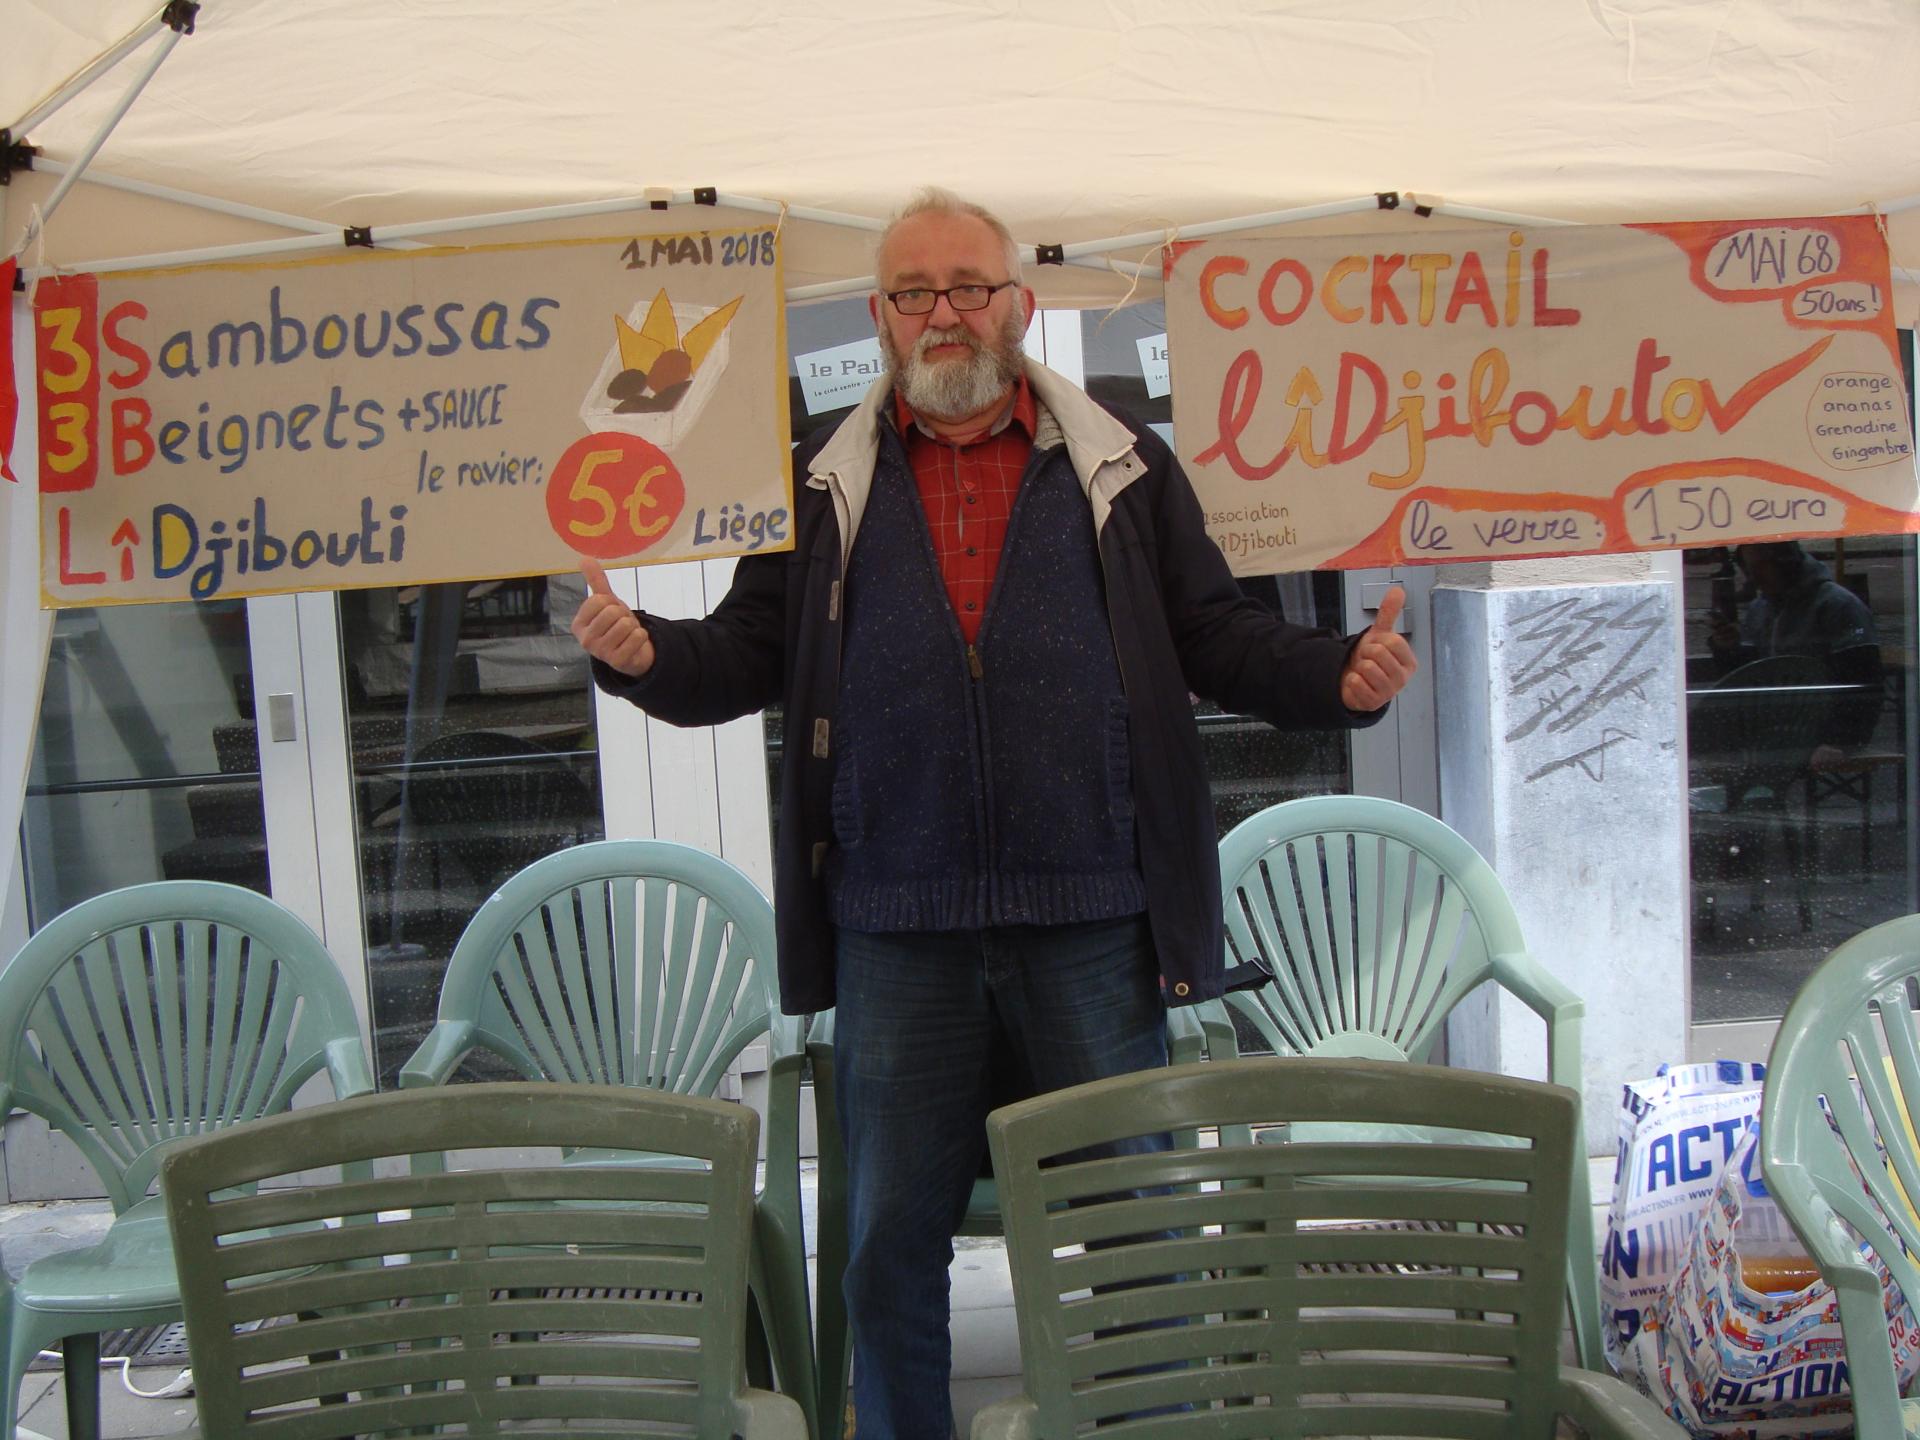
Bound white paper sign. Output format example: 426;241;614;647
796;337;886;415
1136;332;1171;399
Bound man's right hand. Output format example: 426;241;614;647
571;559;656;677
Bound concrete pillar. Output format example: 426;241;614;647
1435;557;1689;1154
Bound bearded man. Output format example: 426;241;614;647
572;188;1415;1439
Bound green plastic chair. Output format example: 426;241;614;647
806;1001;1213;1440
397;839;816;1433
0;880;374;1440
158;1081;807;1437
1206;794;1605;1371
1761;912;1920;1438
977;1057;1685;1438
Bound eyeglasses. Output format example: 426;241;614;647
883;281;1015;316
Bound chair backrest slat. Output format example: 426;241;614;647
432;841;776;1106
989;1058;1578;1438
0;882;371;1213
1764;915;1920;1438
161;1082;765;1438
1222;799;1519;1064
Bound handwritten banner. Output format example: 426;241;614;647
1166;217;1919;573
32;229;791;606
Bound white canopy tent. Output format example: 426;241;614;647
4;0;1920;904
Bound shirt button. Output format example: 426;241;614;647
966;495;977;505
966;546;978;556
1173;982;1190;997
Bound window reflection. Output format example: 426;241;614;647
1686;537;1918;1022
340;577;603;1086
22;601;268;924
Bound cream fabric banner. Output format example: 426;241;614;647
32;228;791;606
1166;217;1918;574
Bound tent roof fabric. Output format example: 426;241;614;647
4;1;1918;310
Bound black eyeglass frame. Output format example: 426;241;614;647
882;280;1017;316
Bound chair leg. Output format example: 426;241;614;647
62;1331;102;1440
811;1056;852;1440
2;1310;33;1440
748;1215;819;1436
1564;1151;1605;1372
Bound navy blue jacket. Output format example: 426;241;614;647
594;361;1381;1015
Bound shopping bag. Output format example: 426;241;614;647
1602;1061;1768;1371
1628;1124;1920;1438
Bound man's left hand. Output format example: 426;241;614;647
1341;586;1418;712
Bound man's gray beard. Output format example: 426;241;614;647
882;309;1026;423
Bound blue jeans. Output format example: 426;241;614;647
833;915;1171;1440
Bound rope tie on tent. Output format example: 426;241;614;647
8;201;51;275
773;199;790;244
1089;222;1180;338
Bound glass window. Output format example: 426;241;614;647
21;601;267;924
1686;326;1919;1026
338;580;604;1087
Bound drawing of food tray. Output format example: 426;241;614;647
580;298;734;451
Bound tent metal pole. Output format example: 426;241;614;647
371;190;889;244
1420;202;1574;227
7;6;170;135
373;193;708;241
30;155;426;244
714;194;887;232
787;276;876;302
1042;195;1383;262
14;27;186;254
22;230;341;280
787;196;1389;300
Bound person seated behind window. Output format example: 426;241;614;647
1708;540;1883;754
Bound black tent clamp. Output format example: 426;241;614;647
656;188;718;211
0;130;36;186
162;1;200;34
342;226;374;249
1376;191;1400;210
1034;242;1065;266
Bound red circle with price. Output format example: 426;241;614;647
547;432;687;560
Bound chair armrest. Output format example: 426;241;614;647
1761;1158;1888;1294
323;1036;377;1098
1488;950;1585;1092
1555;1366;1688;1438
1487;949;1584;1023
734;1386;810;1439
1166;1003;1206;1063
397;1019;479;1088
805;1008;835;1054
969;1394;1040;1439
767;1008;806;1063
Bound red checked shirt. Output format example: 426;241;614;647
894;377;1038;645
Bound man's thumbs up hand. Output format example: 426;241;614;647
570;560;656;678
1340;585;1417;712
